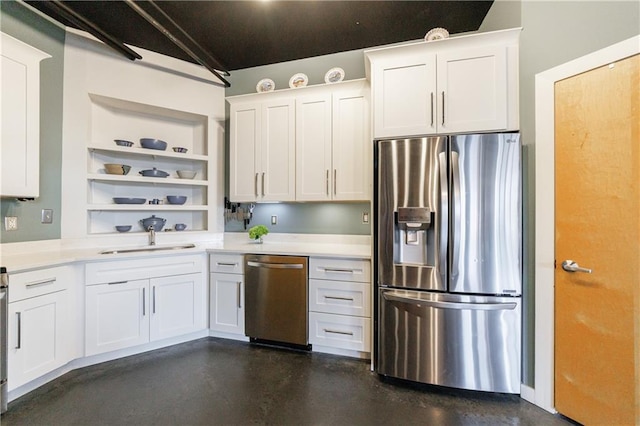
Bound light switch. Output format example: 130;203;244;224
271;215;278;225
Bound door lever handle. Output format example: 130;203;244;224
561;260;592;274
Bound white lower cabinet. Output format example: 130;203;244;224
209;272;244;335
84;255;206;356
209;253;245;336
308;257;371;354
150;274;204;341
8;266;73;391
85;279;149;355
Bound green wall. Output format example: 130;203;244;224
0;1;65;243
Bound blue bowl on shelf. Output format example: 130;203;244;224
166;195;187;205
115;225;132;233
114;139;134;147
140;138;167;151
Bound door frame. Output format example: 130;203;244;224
532;35;639;413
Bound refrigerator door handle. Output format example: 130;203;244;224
382;291;518;311
438;151;448;277
451;150;462;278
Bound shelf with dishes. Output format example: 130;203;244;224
83;94;213;236
88;210;207;235
88;146;209;163
87;205;209;211
87;174;208;186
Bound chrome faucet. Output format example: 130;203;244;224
147;226;156;246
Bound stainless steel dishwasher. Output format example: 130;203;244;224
244;254;309;348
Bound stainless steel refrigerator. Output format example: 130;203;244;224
374;133;522;393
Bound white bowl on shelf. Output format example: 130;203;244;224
177;170;196;179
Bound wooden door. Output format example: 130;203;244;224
554;54;639;425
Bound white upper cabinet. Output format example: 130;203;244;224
331;88;370;200
436;45;507;133
1;33;50;198
229;79;371;203
367;28;520;138
229;99;295;202
372;52;437;138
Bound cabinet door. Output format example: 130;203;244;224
209;272;244;335
85;280;150;356
261;99;295;201
437;45;508;133
8;290;71;390
1;33;50;198
372;52;437;138
150;273;205;341
296;95;332;201
229;102;260;202
332;89;371;201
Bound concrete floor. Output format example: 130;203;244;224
3;338;571;425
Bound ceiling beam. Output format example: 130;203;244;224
124;0;231;87
40;0;142;61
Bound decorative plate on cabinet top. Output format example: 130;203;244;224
289;73;308;89
424;27;449;41
324;67;345;84
256;78;275;93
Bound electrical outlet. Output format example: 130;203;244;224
5;216;18;231
41;209;53;224
271;215;278;225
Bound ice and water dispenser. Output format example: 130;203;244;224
394;207;436;267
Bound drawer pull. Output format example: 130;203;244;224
108;281;128;285
216;262;238;267
324;328;354;336
324;295;354;301
322;268;356;274
25;277;56;288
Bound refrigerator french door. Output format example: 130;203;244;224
375;134;522;394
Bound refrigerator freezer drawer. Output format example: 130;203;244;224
378;289;521;393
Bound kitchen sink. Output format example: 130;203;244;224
100;243;196;255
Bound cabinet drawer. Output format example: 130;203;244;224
309;312;371;352
9;266;71;303
209;253;244;274
309;279;371;317
86;254;203;285
309;257;370;283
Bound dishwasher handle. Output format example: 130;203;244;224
247;261;303;270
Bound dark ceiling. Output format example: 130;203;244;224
27;1;493;75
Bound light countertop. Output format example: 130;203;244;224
1;233;371;273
